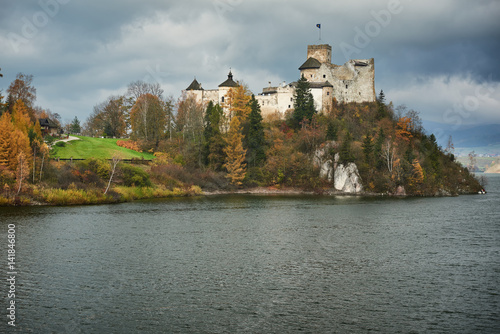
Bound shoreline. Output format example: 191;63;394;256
0;185;483;207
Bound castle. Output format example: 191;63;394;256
184;44;375;117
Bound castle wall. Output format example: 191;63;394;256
307;44;332;64
185;44;375;118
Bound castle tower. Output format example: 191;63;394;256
307;44;332;64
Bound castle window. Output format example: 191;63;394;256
221;96;224;102
288;105;291;108
310;75;313;78
323;75;326;78
346;85;348;89
290;97;293;101
359;92;361;95
327;92;330;96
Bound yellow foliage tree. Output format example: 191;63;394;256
224;85;251;120
223;116;247;186
11;99;32;134
395;117;413;142
408;159;425;194
0;112;32;172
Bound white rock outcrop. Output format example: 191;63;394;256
334;162;363;193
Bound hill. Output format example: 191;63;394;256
50;136;155;160
423;121;500;156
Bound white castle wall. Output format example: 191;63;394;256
185;44;376;118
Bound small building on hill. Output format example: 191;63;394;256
38;118;60;136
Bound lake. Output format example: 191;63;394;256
1;175;499;333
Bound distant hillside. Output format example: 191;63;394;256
423;121;500;155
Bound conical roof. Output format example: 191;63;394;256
299;57;321;70
218;71;238;88
186;78;203;90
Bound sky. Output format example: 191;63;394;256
1;0;499;136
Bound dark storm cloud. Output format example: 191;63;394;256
0;0;499;126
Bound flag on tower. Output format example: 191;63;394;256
316;24;321;29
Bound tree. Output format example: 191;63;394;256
127;80;163;100
7;73;37;121
468;151;477;172
0;110;32;172
382;139;396;174
105;155;121;194
362;134;374;164
176;93;205;141
339;131;355;164
373;128;385;170
86;96;128;137
16;152;29;194
292;75;316;128
223;116;247;186
69;116;81;134
130;93;170;146
224;85;251;121
376;89;386;120
39;143;49;182
246;95;266;166
395;117;413;142
445;135;454;155
203;102;226;170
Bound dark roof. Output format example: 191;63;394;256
308;81;334;89
299;57;322;70
38;118;58;128
354;60;368;66
218;71;239;88
186;78;203;90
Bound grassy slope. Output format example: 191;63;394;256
50;136;155;160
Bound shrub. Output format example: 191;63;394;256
81;158;110;179
55;141;66;147
117;140;142;152
119;164;152;187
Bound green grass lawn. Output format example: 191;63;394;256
50;136;155;160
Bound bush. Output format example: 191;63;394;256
80;158;110;179
120;164;152;187
117;140;142;152
55;141;66;147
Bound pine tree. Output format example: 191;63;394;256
362;134;374;163
376;89;386;120
339;131;355;164
70;116;81;134
292;75;316;128
223;116;247;186
203;102;226;170
373;128;385;170
246;95;266;166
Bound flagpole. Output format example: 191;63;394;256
317;24;321;43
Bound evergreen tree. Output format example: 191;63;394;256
203;102;225;170
326;121;338;141
376;89;386;120
246;95;266;166
373;128;385;170
70;116;81;134
339;131;355;163
362;134;374;164
224;116;247;186
292;75;316;128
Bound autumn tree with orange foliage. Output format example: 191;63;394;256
223;85;251;127
223;116;247;186
0;106;32;173
395;117;413;142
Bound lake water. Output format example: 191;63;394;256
1;175;499;333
